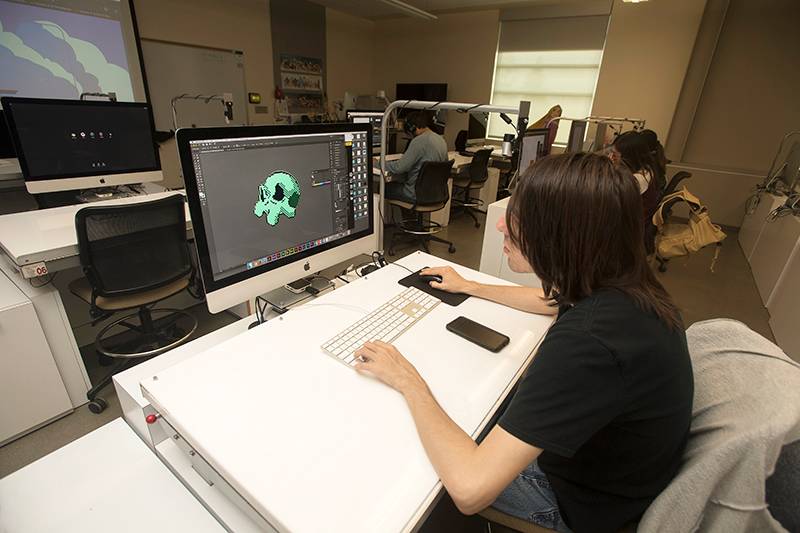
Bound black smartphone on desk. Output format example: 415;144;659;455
446;316;510;352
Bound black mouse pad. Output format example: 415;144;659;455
398;271;470;306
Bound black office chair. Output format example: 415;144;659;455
69;195;198;413
387;159;456;256
452;148;493;228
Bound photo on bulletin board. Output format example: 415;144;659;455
279;54;322;75
286;94;323;114
281;73;322;93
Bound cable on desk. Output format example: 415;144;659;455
29;271;58;288
249;295;271;329
386;261;415;275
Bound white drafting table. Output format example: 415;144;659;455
372;152;472;177
141;251;554;533
0;188;188;278
0;418;225;533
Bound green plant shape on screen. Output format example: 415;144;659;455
253;171;301;226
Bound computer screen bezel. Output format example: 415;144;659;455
1;96;161;191
176;123;375;307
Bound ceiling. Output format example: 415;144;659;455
309;0;572;20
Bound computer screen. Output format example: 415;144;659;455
467;113;488;143
177;124;375;312
396;83;447;102
346;111;383;147
2;97;161;193
0;0;148;106
519;129;548;174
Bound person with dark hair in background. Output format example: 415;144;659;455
384;110;448;202
354;153;693;533
609;131;663;225
640;129;668;182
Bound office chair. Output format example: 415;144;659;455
452;148;493;228
387;159;456;256
69;195;198;413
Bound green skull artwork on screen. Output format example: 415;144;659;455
253;171;301;226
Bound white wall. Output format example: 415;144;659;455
371;10;501;149
591;0;707;142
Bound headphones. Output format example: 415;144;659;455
404;113;418;135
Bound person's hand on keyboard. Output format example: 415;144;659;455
420;266;477;294
354;341;427;394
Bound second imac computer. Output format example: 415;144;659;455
346;110;383;147
177;123;375;313
1;97;161;195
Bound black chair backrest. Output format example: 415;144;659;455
75;195;192;298
664;171;692;197
455;130;468;152
468;148;493;185
415;160;455;208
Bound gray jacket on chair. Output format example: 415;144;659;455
639;319;800;533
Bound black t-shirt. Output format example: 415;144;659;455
498;289;693;533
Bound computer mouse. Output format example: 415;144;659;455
418;273;443;284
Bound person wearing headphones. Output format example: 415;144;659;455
385;110;448;202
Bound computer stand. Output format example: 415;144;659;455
35;185;146;209
248;276;335;328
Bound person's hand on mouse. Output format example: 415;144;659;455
421;266;477;294
354;341;427;395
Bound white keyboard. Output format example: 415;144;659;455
321;286;440;367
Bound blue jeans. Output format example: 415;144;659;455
491;462;572;533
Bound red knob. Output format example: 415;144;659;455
145;414;158;424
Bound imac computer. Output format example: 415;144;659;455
519;128;549;175
176;123;375;313
565;120;588;153
1;97;161;194
467;113;488;146
346;110;383;147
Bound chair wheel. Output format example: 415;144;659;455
475;222;481;228
658;264;667;273
88;397;108;414
448;245;456;253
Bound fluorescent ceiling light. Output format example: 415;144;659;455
379;0;438;20
622;0;649;3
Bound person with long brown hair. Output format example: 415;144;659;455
354;153;693;533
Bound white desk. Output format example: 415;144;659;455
749;214;800;305
768;230;800;360
137;251;553;533
0;419;225;533
0;187;187;278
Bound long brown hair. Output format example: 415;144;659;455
507;152;682;330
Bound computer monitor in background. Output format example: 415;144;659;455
0;113;15;159
176;123;375;313
519;128;548;175
467;113;488;146
0;0;148;104
566;120;588;153
346;110;383;147
1;97;161;194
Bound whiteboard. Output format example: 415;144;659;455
140;39;248;132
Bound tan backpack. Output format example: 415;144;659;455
652;188;726;259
